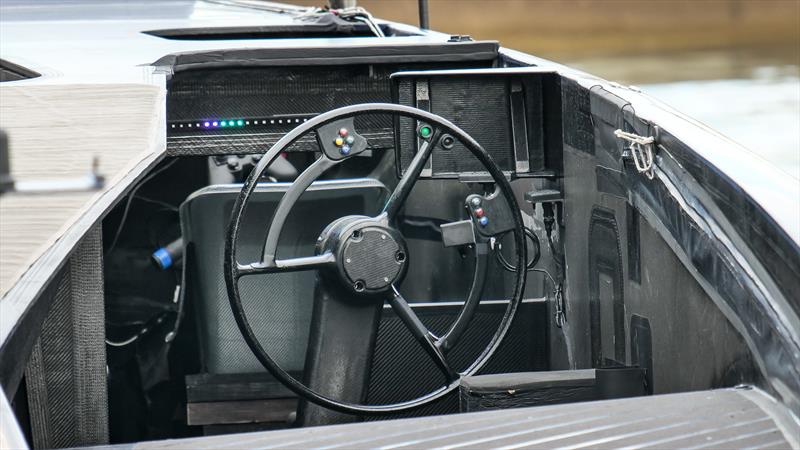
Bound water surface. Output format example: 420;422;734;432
568;49;800;180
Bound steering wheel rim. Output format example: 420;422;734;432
224;103;526;415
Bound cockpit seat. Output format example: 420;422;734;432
180;179;389;376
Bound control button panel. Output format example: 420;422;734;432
316;117;368;160
466;192;515;237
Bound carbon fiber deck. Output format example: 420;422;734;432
117;388;797;449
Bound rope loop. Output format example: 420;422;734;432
615;129;656;179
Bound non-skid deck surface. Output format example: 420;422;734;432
119;388;796;449
0;83;165;297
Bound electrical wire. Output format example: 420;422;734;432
105;312;169;347
133;195;178;211
490;226;564;326
495;227;541;272
105;159;178;256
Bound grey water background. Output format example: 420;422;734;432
567;48;800;180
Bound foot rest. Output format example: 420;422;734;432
185;373;298;429
459;368;647;412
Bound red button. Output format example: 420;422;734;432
338;128;349;137
475;207;485;218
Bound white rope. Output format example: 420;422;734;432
337;7;385;37
295;6;385;38
614;129;656;179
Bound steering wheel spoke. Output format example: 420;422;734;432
236;253;336;278
387;286;458;383
438;243;490;353
382;127;440;221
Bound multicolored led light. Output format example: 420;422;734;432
169;116;311;130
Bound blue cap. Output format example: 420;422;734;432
479;216;489;226
152;247;173;270
340;144;351;155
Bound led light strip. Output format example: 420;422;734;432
168;115;313;130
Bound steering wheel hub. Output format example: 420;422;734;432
317;217;408;295
340;226;407;293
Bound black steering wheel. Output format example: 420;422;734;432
224;103;526;416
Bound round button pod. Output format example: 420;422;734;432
334;137;344;147
440;134;456;149
479;216;489;226
340;144;351;155
470;197;482;207
339;128;349;137
345;135;355;145
474;207;485;218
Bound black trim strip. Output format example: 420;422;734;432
153;41;500;72
0;59;40;82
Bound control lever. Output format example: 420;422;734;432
440;220;475;247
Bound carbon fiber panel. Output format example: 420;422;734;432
25;227;108;448
396;77;514;175
366;301;547;418
166;62;490;157
167;131;394;157
562;78;594;154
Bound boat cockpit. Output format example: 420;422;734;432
1;3;798;448
94;41;763;439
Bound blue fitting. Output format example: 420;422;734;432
152;247;173;270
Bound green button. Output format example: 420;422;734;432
419;126;432;138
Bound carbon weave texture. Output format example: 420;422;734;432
165;62;490;157
397;77;514;175
366;302;547;418
167;131;394;157
561;78;594;154
25;227;108;448
342;229;402;289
